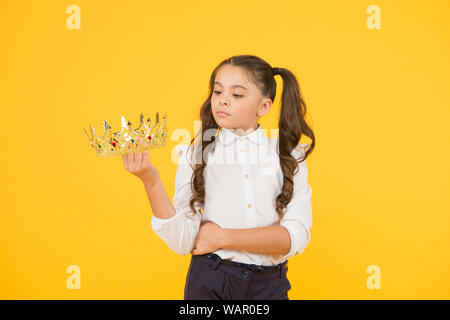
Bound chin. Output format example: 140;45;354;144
215;117;227;125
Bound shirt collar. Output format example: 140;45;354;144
217;124;265;146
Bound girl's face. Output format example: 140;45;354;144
211;64;272;135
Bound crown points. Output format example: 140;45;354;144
84;112;168;157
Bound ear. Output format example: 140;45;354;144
257;98;272;117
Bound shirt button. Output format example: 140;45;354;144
242;271;251;279
248;204;251;208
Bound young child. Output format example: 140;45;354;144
122;54;315;300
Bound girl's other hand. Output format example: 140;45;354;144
191;221;224;255
122;137;160;186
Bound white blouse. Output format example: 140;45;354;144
151;124;313;266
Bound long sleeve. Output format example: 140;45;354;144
278;143;313;260
150;144;202;256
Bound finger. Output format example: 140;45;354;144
137;138;145;166
122;153;129;170
130;149;135;167
143;150;149;166
136;138;144;168
139;151;145;168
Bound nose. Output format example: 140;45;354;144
219;95;230;106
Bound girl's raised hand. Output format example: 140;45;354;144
122;137;160;186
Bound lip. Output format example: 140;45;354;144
216;111;230;117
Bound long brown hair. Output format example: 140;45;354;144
186;54;315;220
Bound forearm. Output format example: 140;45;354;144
221;225;291;255
142;178;176;220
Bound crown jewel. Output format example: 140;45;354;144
84;112;168;157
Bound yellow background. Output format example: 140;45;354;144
1;0;449;299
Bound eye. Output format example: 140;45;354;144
213;91;243;98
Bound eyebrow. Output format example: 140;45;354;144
214;81;248;90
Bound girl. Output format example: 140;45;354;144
122;54;315;300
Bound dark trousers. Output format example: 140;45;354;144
184;253;291;300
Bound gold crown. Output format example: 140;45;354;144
84;112;168;157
